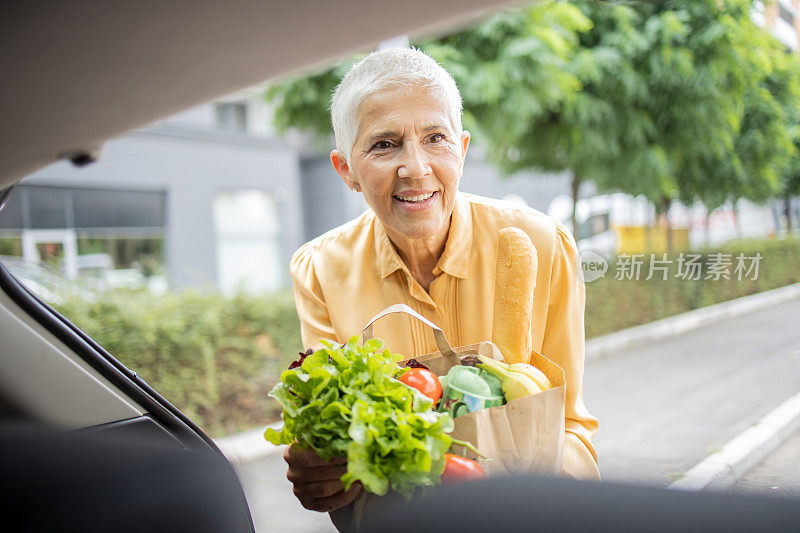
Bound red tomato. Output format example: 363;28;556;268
441;453;485;482
399;368;442;404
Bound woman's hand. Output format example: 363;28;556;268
284;442;362;513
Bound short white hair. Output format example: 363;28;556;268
331;47;463;163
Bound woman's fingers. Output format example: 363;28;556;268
284;443;347;467
293;478;348;501
304;482;363;513
283;442;359;513
286;464;348;485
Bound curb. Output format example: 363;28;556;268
215;421;285;466
586;283;800;361
668;390;800;492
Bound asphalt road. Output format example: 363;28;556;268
584;297;800;487
233;448;336;533
236;296;800;531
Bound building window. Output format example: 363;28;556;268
213;190;282;295
215;102;248;131
0;184;167;287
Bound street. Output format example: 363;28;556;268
585;296;800;486
236;296;800;531
234;448;335;533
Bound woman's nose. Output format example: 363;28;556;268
397;141;431;178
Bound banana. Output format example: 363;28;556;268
476;354;543;401
508;363;552;391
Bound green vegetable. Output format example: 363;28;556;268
265;336;455;499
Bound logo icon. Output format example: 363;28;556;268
579;250;608;283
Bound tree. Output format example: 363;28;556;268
427;0;797;244
423;2;609;233
773;53;800;231
266;2;599;231
264;0;799;243
661;1;797;211
633;0;797;248
265;59;359;149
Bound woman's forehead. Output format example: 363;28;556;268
355;85;453;137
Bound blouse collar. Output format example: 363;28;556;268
374;192;472;280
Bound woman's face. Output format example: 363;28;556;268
332;85;470;242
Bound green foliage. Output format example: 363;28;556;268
430;0;799;210
264;0;800;217
585;236;800;338
265;337;454;498
265;57;361;144
777;53;800;210
0;237;22;256
52;288;301;437
664;0;799;209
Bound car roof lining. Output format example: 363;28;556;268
0;0;514;189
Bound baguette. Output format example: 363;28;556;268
491;227;538;364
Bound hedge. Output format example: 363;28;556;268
50;237;800;438
584;237;800;338
53;289;302;437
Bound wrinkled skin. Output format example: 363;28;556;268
330;84;470;290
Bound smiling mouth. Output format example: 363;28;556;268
393;191;436;203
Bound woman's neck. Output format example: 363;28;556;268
384;220;451;292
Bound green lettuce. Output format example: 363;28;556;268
265;336;454;499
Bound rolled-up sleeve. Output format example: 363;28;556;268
542;223;600;481
289;245;338;350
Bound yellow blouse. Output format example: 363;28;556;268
290;192;599;480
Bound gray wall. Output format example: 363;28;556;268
299;154;369;242
23;123;303;289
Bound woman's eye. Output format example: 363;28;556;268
373;140;393;150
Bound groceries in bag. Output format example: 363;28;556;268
399;352;552;418
264;337;484;499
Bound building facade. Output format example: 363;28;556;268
0;92;577;293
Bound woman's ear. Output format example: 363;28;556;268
330;150;358;191
460;131;471;171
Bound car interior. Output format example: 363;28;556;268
1;1;798;532
0;0;511;448
0;1;516;530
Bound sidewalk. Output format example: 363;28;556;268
669;390;800;492
730;428;800;499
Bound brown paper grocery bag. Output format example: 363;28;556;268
349;304;566;531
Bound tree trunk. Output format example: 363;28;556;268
785;190;793;234
732;199;742;239
662;196;673;254
570;173;581;239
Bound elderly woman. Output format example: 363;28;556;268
284;48;598;527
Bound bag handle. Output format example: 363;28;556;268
361;303;455;357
